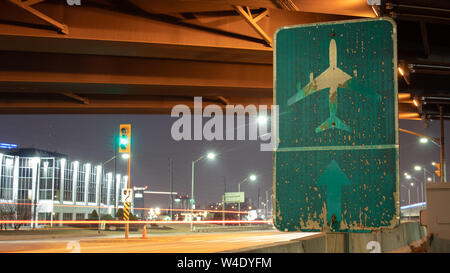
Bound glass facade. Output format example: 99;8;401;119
63;161;74;201
0;155;14;200
0;153;128;226
76;163;86;202
17;157;34;201
39;158;54;200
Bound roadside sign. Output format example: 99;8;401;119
274;18;399;232
224;192;245;203
123;201;130;221
121;188;133;203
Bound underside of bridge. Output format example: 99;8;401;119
0;0;449;121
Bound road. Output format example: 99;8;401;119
0;230;320;253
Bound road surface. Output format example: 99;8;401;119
0;230;320;253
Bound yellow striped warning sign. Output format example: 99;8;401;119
123;202;130;221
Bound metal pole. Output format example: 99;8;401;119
408;189;411;219
440;106;446;183
222;176;226;226
265;190;268;220
169;158;173;220
125;154;130;239
238;183;240;226
222;194;225;226
190;160;195;231
423;168;426;202
98;164;103;234
114;134;117;216
416;185;419;204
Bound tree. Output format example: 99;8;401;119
115;208;124;219
0;202;31;230
88;209;99;220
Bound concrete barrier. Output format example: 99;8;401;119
228;222;427;253
193;225;273;233
225;233;326;253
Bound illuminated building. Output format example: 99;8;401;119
0;148;129;228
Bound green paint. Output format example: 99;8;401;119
274;18;399;232
317;160;350;230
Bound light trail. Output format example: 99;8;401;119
0;202;249;214
0;220;271;225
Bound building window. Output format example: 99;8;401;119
63;162;74;201
76;164;86;202
18;157;34;201
76;213;85;220
53;160;62;201
88;166;97;203
0;155;14;200
101;173;109;204
39;158;54;200
63;213;72;221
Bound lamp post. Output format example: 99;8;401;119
237;174;257;226
414;165;434;202
264;186;273;221
222;176;226;226
190;152;216;231
404;173;421;203
400;126;445;183
400;184;412;219
98;154;128;234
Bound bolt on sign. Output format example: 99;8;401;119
273;18;399;232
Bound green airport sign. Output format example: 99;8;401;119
274;18;400;232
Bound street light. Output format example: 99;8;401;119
419;138;428;144
190;151;216;231
257;115;268;125
404;172;422;203
414;165;435;202
237;174;257;225
400;184;412;219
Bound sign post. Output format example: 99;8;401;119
274;18;399;232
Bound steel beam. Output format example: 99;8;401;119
7;0;68;34
233;5;272;47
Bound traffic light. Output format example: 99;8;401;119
433;162;441;177
119;124;131;154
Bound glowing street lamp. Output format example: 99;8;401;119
206;152;216;160
257;115;268;125
237;174;258;225
190;151;217;231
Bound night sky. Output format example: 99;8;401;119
0;114;448;209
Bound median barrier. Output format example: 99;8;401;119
229;222;427;253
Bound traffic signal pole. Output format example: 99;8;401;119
125;154;130;239
119;124;132;239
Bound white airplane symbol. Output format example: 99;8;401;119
287;39;381;133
